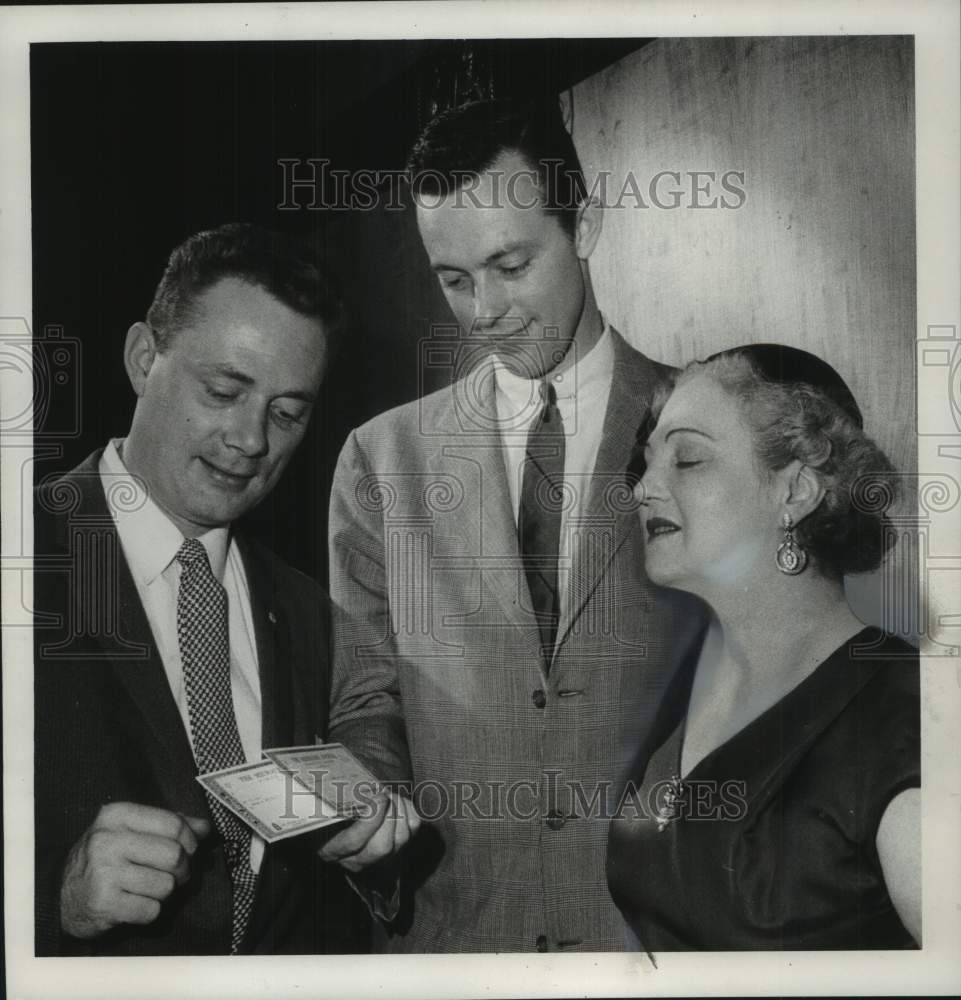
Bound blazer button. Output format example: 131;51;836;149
532;688;546;709
546;810;566;831
535;934;548;952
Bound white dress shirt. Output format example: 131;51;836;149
491;322;615;628
100;439;265;872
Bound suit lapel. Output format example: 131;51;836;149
432;363;534;632
236;536;295;753
554;330;668;655
432;336;670;656
111;557;210;816
52;455;208;817
234;536;309;954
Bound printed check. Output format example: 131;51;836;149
197;743;381;843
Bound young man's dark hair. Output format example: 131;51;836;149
405;98;588;238
146;222;344;349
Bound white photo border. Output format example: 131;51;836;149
2;2;959;997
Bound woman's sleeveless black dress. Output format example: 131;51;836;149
607;627;920;950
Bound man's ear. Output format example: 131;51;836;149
574;196;603;261
780;460;826;525
124;322;159;397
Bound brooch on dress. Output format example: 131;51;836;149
655;774;685;832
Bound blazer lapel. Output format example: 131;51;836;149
52;456;207;817
433;335;670;655
236;536;294;753
111;557;210;816
234;536;308;954
431;363;534;633
554;329;668;655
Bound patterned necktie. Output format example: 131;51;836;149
518;380;566;667
176;538;258;954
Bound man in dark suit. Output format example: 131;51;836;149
326;100;701;952
34;223;405;956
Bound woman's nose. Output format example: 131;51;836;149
636;463;666;505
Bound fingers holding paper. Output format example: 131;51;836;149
317;790;422;873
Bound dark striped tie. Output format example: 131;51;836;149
176;538;258;954
518;380;566;668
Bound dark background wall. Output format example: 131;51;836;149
31;39;647;582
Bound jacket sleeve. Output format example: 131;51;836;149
34;628;98;957
327;428;412;788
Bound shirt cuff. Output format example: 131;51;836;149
345;864;401;923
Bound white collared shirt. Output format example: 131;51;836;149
99;439;265;872
491;323;615;626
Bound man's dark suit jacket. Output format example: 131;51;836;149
33;451;369;956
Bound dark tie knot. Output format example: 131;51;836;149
176;537;211;570
538;379;558;406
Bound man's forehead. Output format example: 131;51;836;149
170;283;327;379
180;280;323;335
416;149;546;209
415;177;554;266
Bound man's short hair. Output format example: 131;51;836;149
405;98;588;238
146;223;344;349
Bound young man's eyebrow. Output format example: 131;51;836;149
430;241;537;273
484;241;536;265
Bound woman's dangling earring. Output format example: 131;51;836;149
775;513;807;575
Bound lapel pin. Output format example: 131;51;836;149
268;610;277;625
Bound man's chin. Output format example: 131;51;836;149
187;481;260;526
491;341;570;380
179;506;244;536
197;457;257;492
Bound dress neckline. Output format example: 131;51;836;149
672;625;883;783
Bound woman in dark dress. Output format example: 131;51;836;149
607;344;920;951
